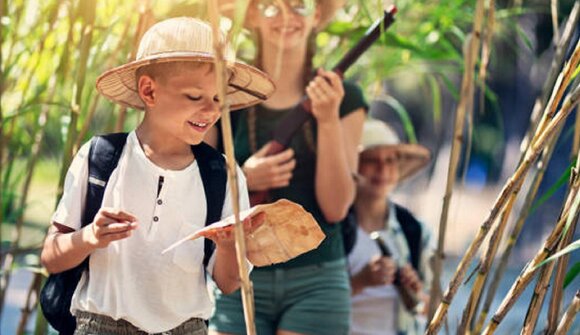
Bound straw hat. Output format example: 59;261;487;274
219;0;346;30
163;199;325;267
360;118;431;181
96;17;275;111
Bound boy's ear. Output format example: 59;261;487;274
138;75;156;107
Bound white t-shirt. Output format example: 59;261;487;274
52;131;250;333
348;202;433;335
349;226;398;335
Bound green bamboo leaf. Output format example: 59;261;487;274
564;261;580;288
513;22;534;53
534;239;580;270
374;95;418;143
530;162;573;214
427;75;442;125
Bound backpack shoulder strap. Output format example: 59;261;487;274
82;132;129;227
191;142;227;268
394;203;423;271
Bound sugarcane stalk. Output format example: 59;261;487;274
115;0;153;132
554;291;580;335
0;1;62;316
458;195;516;335
521;1;579;151
483;186;580;335
473;123;563;334
522;199;578;335
426;78;580;334
551;0;559;44
16;272;42;335
0;0;5;271
471;35;580;330
477;0;495;116
428;0;486;321
482;174;580;335
209;2;256;334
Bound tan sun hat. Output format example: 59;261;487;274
361;118;431;181
96;17;275;111
163;199;325;267
219;0;346;30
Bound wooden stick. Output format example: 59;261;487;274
208;2;256;334
555;291;580;335
427;0;486;321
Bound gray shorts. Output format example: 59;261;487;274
74;311;207;335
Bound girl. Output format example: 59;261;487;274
209;0;367;334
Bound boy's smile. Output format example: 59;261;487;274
138;63;221;152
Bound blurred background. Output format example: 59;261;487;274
1;0;579;333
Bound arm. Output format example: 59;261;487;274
41;209;137;274
308;69;365;222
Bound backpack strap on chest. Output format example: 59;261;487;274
394;204;423;271
83;133;129;227
191;142;227;268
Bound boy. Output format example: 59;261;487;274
40;17;274;334
347;118;433;335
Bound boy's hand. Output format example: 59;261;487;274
306;68;344;124
357;255;397;287
83;208;138;249
242;142;296;191
202;212;266;248
399;264;422;293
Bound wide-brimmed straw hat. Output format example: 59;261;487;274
219;0;346;30
96;17;275;111
360;118;431;182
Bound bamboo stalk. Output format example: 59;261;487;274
426;78;580;334
522;1;579;151
477;0;495;116
0;1;62;316
551;0;560;44
428;0;486;321
545;79;580;335
114;0;153;133
472;122;564;334
75;8;132;147
471;30;580;332
0;0;6;269
483;181;580;335
209;2;255;334
56;0;97;201
458;196;516;335
521;199;578;335
480;85;580;335
16;271;42;335
555;291;580;335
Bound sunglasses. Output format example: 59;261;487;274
256;0;315;18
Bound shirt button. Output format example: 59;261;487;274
153;216;159;222
157;199;163;205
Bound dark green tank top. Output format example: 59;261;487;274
232;81;368;269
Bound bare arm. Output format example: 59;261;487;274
41;208;138;274
309;69;365;222
206;213;265;294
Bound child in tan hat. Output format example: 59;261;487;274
347;118;433;335
40;17;273;334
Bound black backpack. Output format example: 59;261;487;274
39;133;227;334
342;203;423;271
